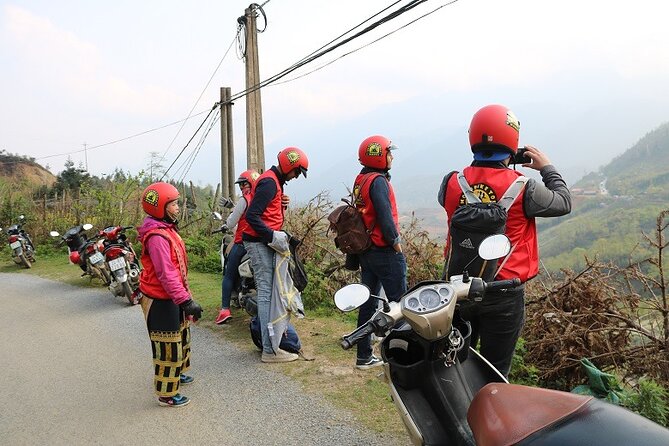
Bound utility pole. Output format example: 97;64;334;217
220;87;236;202
83;143;88;171
240;4;265;173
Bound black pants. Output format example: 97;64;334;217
458;284;525;378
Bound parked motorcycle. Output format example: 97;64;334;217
97;225;141;304
335;234;669;446
50;223;110;283
212;212;257;315
2;215;36;268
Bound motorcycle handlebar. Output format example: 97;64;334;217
486;278;522;291
341;322;376;350
122;226;134;231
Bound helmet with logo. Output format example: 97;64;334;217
469;104;520;161
141;182;180;220
235;169;260;185
277;147;309;178
358;135;398;169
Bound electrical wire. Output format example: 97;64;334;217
160;30;240;164
272;0;460;86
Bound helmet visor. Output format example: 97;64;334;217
297;166;308;178
388;143;399;151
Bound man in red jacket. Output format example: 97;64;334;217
438;104;571;377
352;135;407;370
243;147;309;363
138;182;202;407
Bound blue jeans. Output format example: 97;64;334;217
243;241;275;354
221;243;246;309
357;247;407;360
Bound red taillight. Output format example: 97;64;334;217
9;235;19;243
86;244;96;254
105;246;124;259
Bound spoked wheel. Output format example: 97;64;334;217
19;253;32;269
122;281;135;305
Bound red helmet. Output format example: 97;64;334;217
277;147;309;178
235;169;260;185
358;135;398;169
69;251;81;265
468;104;520;156
141;182;180;219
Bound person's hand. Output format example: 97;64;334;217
522;145;551;171
219;197;234;209
220;224;229;233
393;243;403;254
281;194;290;208
180;299;203;321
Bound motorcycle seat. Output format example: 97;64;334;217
467;383;591;446
468;382;669;446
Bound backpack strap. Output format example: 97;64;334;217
457;172;481;204
497;176;528;211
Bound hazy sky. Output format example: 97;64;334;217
2;0;669;196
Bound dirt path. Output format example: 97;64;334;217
0;272;406;445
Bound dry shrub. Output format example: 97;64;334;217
524;210;669;390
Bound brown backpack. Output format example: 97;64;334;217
327;173;379;255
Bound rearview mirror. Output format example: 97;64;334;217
19;215;25;220
83;223;93;231
334;284;370;312
49;231;60;237
212;211;223;220
478;234;511;260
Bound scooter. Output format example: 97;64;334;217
2;215;36;268
97;225;141;304
212;211;257;315
50;224;110;283
335;234;669;446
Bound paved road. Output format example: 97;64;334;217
0;273;406;446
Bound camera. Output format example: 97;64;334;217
513;147;532;164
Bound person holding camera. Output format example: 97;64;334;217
215;169;259;325
137;182;202;407
437;104;571;377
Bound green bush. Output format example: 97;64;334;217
623;378;669;427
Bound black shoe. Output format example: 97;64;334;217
356;355;383;370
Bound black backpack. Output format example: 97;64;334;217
445;173;528;281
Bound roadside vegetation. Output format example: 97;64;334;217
1;157;667;429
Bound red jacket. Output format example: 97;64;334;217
233;194;251;244
243;169;284;239
138;217;190;303
442;165;538;282
354;172;399;248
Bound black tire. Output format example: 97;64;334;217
20;253;32;269
100;267;112;286
122;281;135;305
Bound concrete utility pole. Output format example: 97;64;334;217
220;87;235;202
241;4;265;173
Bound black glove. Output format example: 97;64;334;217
180;299;202;321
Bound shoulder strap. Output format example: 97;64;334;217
498;176;528;211
351;172;382;203
457;172;481;204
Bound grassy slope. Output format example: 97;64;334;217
0;250;408;440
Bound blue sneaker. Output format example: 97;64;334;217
158;393;190;407
179;374;194;385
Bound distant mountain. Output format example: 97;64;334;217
537;122;669;272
